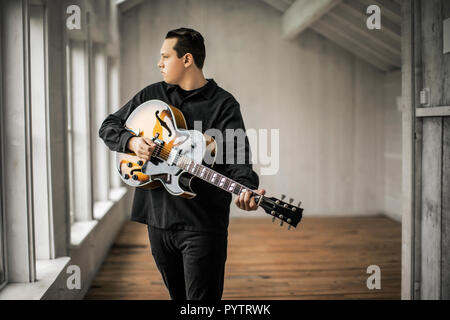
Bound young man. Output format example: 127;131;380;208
99;27;265;300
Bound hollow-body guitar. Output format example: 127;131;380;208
115;99;303;229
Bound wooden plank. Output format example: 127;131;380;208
282;0;341;40
443;117;450;300
440;0;450;300
419;0;450;300
416;106;450;117
400;0;416;300
85;217;401;300
420;118;442;300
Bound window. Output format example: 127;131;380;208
29;2;54;260
107;57;121;189
0;8;7;290
92;43;110;203
66;39;93;223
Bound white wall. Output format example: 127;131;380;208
119;0;402;218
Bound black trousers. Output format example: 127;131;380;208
147;225;228;300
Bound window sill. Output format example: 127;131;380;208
0;187;130;300
0;257;71;300
70;220;98;247
71;187;127;247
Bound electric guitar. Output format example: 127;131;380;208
115;99;303;230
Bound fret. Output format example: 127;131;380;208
205;168;211;181
175;156;254;199
233;184;242;196
223;178;230;190
197;164;203;176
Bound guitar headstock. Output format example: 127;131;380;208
257;194;303;230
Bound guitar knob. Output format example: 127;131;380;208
289;198;294;204
137;160;144;166
127;162;133;168
132;174;139;180
281;194;286;201
124;174;130;180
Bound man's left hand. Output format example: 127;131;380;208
234;189;266;211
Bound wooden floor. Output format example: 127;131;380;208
85;216;401;300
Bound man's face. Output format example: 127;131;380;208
157;38;186;84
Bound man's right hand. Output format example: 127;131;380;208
127;136;157;161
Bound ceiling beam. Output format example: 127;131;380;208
324;12;400;67
311;19;393;71
329;7;401;57
282;0;341;40
260;0;291;13
358;0;401;25
341;0;400;42
116;0;145;12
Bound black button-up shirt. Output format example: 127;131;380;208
99;79;259;235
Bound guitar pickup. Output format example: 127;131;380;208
166;147;181;166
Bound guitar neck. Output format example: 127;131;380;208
174;154;259;199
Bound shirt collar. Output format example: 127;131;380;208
165;78;217;100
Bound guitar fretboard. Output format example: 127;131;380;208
175;155;255;197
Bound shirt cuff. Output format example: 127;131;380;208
120;131;135;153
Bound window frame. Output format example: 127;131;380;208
0;4;9;290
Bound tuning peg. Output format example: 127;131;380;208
280;220;284;227
289;198;294;204
281;194;286;201
288;225;292;230
297;201;302;207
272;216;276;223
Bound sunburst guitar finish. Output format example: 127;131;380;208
115;99;216;198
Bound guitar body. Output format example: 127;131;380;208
115;99;216;198
114;99;303;230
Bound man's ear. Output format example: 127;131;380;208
184;53;194;67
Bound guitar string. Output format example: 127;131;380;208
127;142;299;224
135;143;258;197
130;139;297;209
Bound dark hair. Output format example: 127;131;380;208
165;27;206;69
